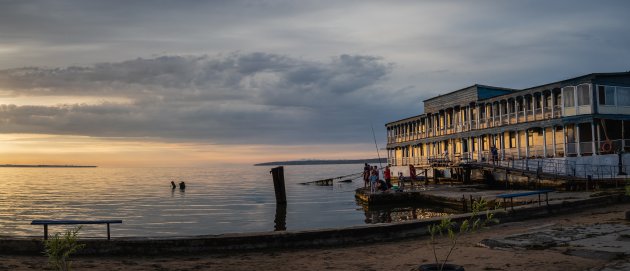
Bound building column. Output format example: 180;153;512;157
551;92;555;118
516;130;521;159
525;129;530;158
542;127;547;158
508;100;511;123
541;93;545;118
515;99;519;124
468;137;473;159
562;125;567;157
499;101;503;125
476;104;481;129
552;126;557;157
576;124;582;157
490;103;497;127
500;132;506;159
467;105;472;130
442;111;446;135
436;111;442;136
477;136;482;161
591;121;597;155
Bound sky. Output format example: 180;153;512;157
0;0;629;167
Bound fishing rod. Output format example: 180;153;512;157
371;122;383;169
300;171;363;185
302;124;385;185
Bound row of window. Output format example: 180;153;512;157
563;84;630;107
563;84;591;107
598;85;630;106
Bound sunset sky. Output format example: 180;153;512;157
1;0;629;167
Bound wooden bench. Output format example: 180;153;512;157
496;190;554;210
31;220;123;240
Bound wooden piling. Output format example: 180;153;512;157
270;166;287;204
462;195;467;212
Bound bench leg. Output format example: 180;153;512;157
107;223;111;240
44;225;48;240
545;192;549;207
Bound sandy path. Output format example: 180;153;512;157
1;202;629;271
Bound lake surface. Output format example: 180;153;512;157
0;164;450;237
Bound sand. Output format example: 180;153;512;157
1;202;629;271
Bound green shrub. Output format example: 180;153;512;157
43;226;85;271
427;198;498;271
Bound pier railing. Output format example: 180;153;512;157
472;156;630;180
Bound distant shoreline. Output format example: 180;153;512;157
254;158;387;166
0;164;97;168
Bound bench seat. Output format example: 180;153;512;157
496;190;554;210
31;219;122;240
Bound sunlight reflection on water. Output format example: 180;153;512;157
0;164;449;237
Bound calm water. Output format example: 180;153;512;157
0;164;449;237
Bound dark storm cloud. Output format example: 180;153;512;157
0;53;399;144
1;0;629;146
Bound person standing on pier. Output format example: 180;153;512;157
491;145;499;164
369;166;378;193
384;165;392;189
408;164;416;188
363;163;371;188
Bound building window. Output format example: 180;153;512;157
509;132;516;148
577;84;590;106
563;86;575;107
599;86;616;106
619;87;630;106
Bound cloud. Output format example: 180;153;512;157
1;0;629;148
0;53;403;145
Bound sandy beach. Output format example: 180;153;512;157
2;202;629;271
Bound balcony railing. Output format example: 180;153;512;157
534;108;543;120
543;108;552;119
553;105;562;118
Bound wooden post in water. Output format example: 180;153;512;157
271;166;287;204
274;202;287;231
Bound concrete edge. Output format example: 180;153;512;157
1;194;628;256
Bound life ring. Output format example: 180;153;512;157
601;141;612;153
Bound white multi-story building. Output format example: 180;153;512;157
386;72;630;175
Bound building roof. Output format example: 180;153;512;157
520;71;630;92
385;113;425;126
422;84;517;103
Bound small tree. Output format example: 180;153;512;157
427;198;498;271
43;226;85;271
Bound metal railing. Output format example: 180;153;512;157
473;156;630;180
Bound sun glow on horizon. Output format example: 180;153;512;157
0;134;377;167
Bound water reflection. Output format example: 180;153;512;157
0;164;408;237
361;204;455;224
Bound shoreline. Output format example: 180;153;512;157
2;192;627;256
0;164;97;168
2;197;629;271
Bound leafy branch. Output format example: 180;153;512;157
427;198;498;271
